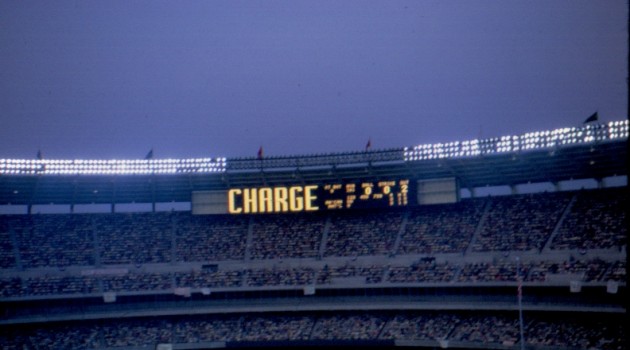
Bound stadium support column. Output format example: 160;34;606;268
542;194;577;252
244;216;254;261
170;213;177;264
318;216;331;259
516;256;525;350
390;211;409;257
151;176;157;213
465;199;492;255
91;217;102;267
111;180;116;213
8;226;24;270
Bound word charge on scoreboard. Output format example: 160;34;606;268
226;179;410;214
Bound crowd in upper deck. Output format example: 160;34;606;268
0;188;625;268
0;188;626;297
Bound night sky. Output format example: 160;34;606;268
1;1;627;160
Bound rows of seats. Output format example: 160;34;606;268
0;188;626;267
9;214;95;267
471;192;573;252
1;311;624;349
551;188;627;250
250;214;325;259
1;258;623;297
0;230;15;268
174;214;247;262
324;211;404;257
398;200;484;254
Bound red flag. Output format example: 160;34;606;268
257;146;263;160
365;138;372;151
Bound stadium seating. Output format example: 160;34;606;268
0;311;625;349
0;187;626;349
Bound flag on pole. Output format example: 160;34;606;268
257;146;264;160
36;150;43;160
145;149;154;160
583;112;598;124
365;138;372;152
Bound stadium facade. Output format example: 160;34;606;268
0;120;627;349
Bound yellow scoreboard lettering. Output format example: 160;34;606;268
227;189;243;214
258;188;273;213
228;185;319;214
227;179;410;214
273;187;289;212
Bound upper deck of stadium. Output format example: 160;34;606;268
0;120;627;207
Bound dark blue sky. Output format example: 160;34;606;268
1;1;627;159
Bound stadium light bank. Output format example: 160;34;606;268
0;120;627;176
403;120;628;161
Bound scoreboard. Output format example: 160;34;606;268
320;179;410;210
192;178;457;215
224;179;411;214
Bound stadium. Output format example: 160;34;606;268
0;120;627;349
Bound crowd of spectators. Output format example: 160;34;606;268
245;267;316;287
0;188;626;300
603;260;626;282
525;317;625;349
249;214;325;259
457;260;524;283
236;315;314;341
174;213;247;262
449;314;520;345
1;311;624;349
387;259;457;283
23;275;100;296
310;313;386;340
0;188;626;268
8;214;96;267
472;192;572;252
1;257;623;297
100;318;172;348
527;258;611;283
379;312;459;341
316;263;385;284
101;272;173;292
551;188;627;250
324;211;403;257
174;269;243;288
172;314;237;343
95;213;173;264
398;200;484;254
0;230;16;269
1;323;102;349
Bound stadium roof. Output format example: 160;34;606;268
0;121;627;206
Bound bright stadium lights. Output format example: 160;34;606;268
403;119;628;162
0;157;227;176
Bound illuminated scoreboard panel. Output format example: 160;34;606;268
321;179;410;210
225;179;412;214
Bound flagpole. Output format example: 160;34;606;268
516;256;525;350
